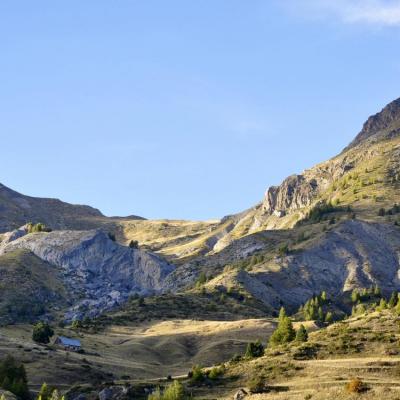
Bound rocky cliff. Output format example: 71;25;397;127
0;227;175;320
346;97;400;150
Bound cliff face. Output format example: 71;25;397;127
346;97;400;150
0;228;175;320
263;175;319;216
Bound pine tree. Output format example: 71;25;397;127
377;298;387;311
148;387;162;400
49;389;65;400
358;304;366;314
317;307;324;322
162;380;185;400
325;311;333;324
351;289;360;303
38;382;50;400
389;292;398;308
295;325;308;342
278;307;287;321
321;291;327;302
395;298;400;315
373;285;381;297
269;310;296;346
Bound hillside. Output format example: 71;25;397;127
2;98;399;265
0;97;400;399
0;249;67;324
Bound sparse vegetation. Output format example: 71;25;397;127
27;222;51;233
148;380;186;400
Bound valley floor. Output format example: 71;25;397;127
0;318;275;390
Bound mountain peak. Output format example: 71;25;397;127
345;97;400;150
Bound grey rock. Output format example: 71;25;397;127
0;229;175;319
233;388;248;400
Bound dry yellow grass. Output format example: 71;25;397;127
0;318;275;388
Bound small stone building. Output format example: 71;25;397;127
54;336;81;351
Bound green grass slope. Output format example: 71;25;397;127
0;249;67;324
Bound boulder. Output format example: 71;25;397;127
233;388;248;400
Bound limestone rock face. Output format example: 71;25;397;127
263;175;319;215
346;97;400;150
0;229;175;319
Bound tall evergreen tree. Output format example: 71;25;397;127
269;309;296;346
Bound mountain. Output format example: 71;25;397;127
1;98;400;399
0;183;106;232
1;97;400;323
346;97;400;150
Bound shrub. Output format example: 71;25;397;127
245;340;264;359
71;319;83;330
278;244;290;256
195;272;207;288
378;208;386;217
129;240;139;249
295;325;308;342
208;366;224;380
27;222;51;233
190;365;205;383
108;232;116;241
346;378;365;393
247;375;266;394
32;322;54;344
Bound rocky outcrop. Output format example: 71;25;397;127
0;228;175;320
346;97;400;150
263;175;319;215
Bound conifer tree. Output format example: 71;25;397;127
38;382;50;400
269;308;296;346
325;311;333;324
295;325;308;342
389;292;398;308
377;298;387;311
318;307;324;322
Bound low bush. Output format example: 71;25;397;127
247;375;267;394
346;378;366;393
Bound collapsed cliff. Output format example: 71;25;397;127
0;227;175;320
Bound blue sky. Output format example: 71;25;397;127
1;1;400;220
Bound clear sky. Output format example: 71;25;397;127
1;1;400;220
